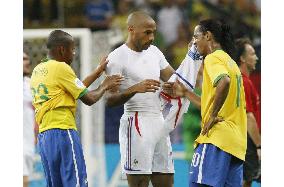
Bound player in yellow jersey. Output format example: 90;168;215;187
164;19;247;187
30;30;123;187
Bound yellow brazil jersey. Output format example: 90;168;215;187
195;50;247;161
30;59;88;133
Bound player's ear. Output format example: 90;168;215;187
205;31;212;41
240;55;246;63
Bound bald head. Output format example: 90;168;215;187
127;11;155;27
126;11;156;52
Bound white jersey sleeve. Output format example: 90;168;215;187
106;55;123;76
152;45;169;70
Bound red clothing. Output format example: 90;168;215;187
242;72;261;131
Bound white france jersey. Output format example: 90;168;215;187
106;44;169;114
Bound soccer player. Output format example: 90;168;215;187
30;30;123;187
235;38;261;187
23;52;37;187
105;11;175;187
165;19;247;186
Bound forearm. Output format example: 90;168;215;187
82;70;102;88
247;112;261;146
106;86;137;107
211;76;230;117
184;90;201;110
85;85;106;105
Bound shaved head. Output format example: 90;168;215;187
125;11;156;52
127;11;155;28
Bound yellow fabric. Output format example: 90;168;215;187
195;50;247;161
30;60;88;132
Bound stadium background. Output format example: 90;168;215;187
23;0;261;186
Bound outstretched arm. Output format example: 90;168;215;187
80;75;123;106
163;80;201;109
82;56;108;88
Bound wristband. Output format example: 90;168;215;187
256;145;261;149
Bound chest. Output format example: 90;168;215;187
122;53;161;82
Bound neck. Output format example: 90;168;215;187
126;37;141;52
210;42;222;53
239;64;250;76
47;52;64;63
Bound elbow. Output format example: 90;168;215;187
85;101;93;106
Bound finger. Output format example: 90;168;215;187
162;84;173;89
146;88;158;92
99;56;109;66
147;79;161;85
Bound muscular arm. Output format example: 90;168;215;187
105;79;161;107
80;75;123;106
80;85;107;106
210;75;230;117
160;65;175;82
167;80;201;109
201;75;230;136
105;86;137;107
82;57;108;88
183;90;201;109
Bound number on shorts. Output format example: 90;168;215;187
191;153;201;167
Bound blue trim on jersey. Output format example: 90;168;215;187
38;129;88;187
187;49;202;61
189;143;243;187
174;72;194;90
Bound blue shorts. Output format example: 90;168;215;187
38;129;88;187
189;143;243;187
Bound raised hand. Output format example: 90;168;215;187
134;79;161;93
101;75;124;91
96;56;109;76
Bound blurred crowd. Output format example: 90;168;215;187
24;0;261;160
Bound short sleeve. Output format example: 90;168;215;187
56;63;88;99
204;55;229;87
155;46;169;70
105;55;123;76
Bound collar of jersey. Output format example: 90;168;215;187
41;57;50;63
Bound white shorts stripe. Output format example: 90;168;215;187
67;130;80;187
197;144;207;183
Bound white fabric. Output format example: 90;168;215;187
161;45;203;135
23;154;34;176
107;44;173;175
106;44;169;114
119;112;174;175
23;77;35;156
